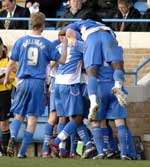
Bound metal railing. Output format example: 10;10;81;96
0;17;150;29
125;58;150;86
1;17;150;22
1;17;150;29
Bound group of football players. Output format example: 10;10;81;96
1;11;137;160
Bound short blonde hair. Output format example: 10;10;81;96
58;30;66;36
30;12;45;30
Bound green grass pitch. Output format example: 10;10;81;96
0;157;150;167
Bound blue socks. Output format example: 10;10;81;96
101;128;109;152
54;121;78;145
117;125;128;156
19;131;33;156
57;122;66;134
102;126;119;153
42;123;53;153
77;124;93;149
53;122;66;146
108;126;118;153
91;127;104;155
117;125;136;158
70;133;78;154
10;119;22;139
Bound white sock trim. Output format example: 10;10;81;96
89;94;97;107
58;130;68;141
59;141;66;149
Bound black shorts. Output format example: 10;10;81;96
0;90;12;121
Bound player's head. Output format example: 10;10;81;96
30;12;45;32
58;30;66;36
81;12;103;23
58;30;66;42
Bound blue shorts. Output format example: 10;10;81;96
84;31;103;69
49;77;56;112
11;78;45;117
84;31;122;69
96;81;128;120
55;83;84;117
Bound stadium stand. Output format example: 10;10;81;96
16;0;25;6
112;0;141;31
134;1;148;14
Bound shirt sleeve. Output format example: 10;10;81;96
10;40;20;62
64;22;80;32
74;40;84;53
48;42;60;61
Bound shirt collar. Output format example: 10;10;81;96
7;5;16;17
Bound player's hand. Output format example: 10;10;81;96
88;103;99;122
112;87;128;107
66;28;76;46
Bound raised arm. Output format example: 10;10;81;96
57;36;68;64
66;28;84;53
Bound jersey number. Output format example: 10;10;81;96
27;47;39;65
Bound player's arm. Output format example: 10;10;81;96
66;28;84;53
86;66;99;121
111;58;128;108
111;61;128;107
3;59;17;87
111;61;125;90
101;31;125;88
102;32;127;107
64;22;80;32
57;35;68;64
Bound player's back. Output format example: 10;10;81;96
67;19;104;32
57;44;83;75
55;44;83;85
11;35;59;80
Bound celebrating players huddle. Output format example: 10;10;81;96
2;12;136;160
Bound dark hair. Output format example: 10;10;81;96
58;30;66;36
0;38;8;59
1;45;7;59
0;37;3;45
81;12;103;23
